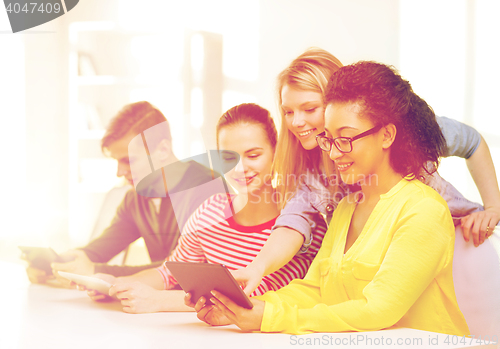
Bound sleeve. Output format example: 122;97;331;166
156;199;209;289
254;219;336;311
94;261;163;277
273;184;318;252
256;197;453;334
79;192;141;263
437;116;481;159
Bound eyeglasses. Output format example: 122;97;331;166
316;125;383;153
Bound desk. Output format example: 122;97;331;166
1;261;496;349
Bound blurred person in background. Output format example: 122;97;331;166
25;101;223;285
81;104;327;313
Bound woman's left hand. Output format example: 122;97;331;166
461;207;500;247
208;290;265;332
109;281;164;313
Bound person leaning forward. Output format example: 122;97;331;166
26;101;225;284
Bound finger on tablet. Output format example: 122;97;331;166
87;289;111;302
184;292;196;308
76;283;88;291
115;291;131;301
91;294;107;301
196;303;215;323
194;296;206;312
109;283;130;297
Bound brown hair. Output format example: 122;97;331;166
216;103;277;150
101;101;171;152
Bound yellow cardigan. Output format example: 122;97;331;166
256;179;469;335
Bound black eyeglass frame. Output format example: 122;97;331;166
316;124;383;153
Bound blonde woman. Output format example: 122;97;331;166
194;61;470;335
233;48;500;295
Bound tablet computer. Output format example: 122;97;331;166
164;262;253;309
57;271;113;296
18;246;70;274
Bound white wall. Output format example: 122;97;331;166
0;9;69;248
399;0;500;204
256;0;400;119
0;0;498;249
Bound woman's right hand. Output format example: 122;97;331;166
185;293;231;326
230;266;264;296
81;273;116;302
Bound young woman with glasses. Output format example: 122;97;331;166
317;124;383;154
230;48;500;296
191;61;470;335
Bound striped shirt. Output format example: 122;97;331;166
157;193;327;296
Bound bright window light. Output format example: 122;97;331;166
399;0;466;121
400;0;474;201
473;0;500;134
0;26;26;239
190;140;204;156
223;91;258;112
191;34;204;72
190;88;204;128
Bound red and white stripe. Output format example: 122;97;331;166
157;194;327;296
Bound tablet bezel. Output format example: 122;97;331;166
57;271;113;296
164;262;253;309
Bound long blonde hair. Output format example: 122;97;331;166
272;48;343;209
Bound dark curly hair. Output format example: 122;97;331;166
324;61;446;179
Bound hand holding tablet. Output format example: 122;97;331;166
164;262;253;309
58;271;113;296
19;246;74;275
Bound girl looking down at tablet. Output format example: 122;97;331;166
155;103;326;295
194;61;470;335
85;103;326;313
233;48;500;296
